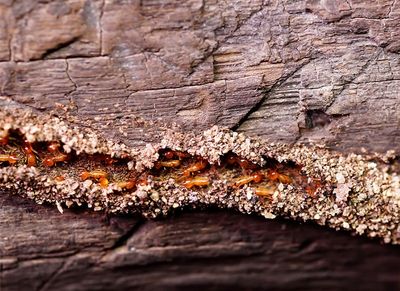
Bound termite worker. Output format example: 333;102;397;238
265;169;292;184
42;153;69;167
116;180;136;190
43;141;69;167
0;154;18;165
160;149;190;161
47;141;61;153
80;169;109;188
226;153;259;172
182;158;208;177
232;172;264;188
23;140;36;166
254;186;276;198
162;149;175;160
181;176;210;189
93;154;117;165
154;160;181;169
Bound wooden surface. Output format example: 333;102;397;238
1;0;400;290
2;193;400;291
1;0;400;152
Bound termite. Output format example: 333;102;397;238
99;177;109;188
80;169;107;180
94;154;117;165
226;153;259;171
80;169;109;188
154;160;181;169
47;141;61;153
181;176;210;189
42;153;69;167
43;141;69;167
175;151;190;159
23;140;36;166
137;173;149;186
162;149;175;160
0;154;18;165
233;172;264;188
265;170;292;184
160;149;190;160
116;180;136;190
104;156;117;165
182;158;208;177
254;186;276;198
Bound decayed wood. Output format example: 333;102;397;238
1;0;400;290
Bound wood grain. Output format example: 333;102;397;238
1;0;400;289
1;193;400;290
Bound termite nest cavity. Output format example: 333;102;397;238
0;129;323;199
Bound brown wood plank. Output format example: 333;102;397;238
1;0;400;289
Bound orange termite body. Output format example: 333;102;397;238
0;154;18;165
80;169;108;181
104;156;117;165
43;141;69;167
266;170;292;184
43;153;69;167
233;172;264;188
155;160;181;169
160;149;189;160
47;142;61;153
23;140;36;166
99;177;109;188
94;154;117;165
182;176;210;189
254;186;275;198
116;180;136;190
80;169;109;188
137;173;149;186
226;154;259;172
163;150;175;160
183;158;208;177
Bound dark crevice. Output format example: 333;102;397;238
304;110;341;129
232;58;313;131
109;219;146;250
40;37;81;60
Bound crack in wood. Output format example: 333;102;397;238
109;219;146;251
40;37;81;60
232;58;313;131
324;49;383;112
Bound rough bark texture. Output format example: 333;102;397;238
1;0;400;290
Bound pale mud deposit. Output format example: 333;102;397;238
1;104;400;244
